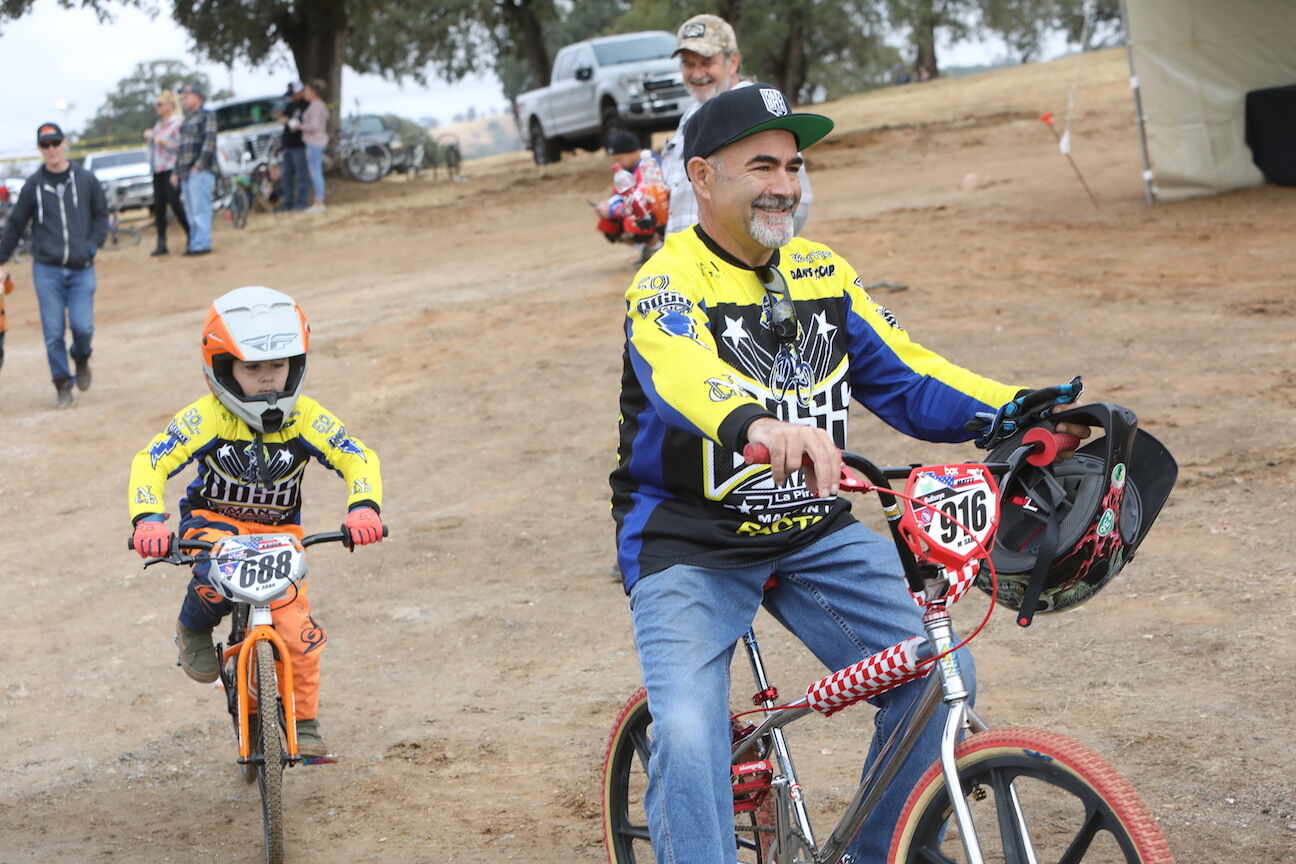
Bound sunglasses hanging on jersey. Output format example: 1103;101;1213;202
756;264;797;345
756;264;810;405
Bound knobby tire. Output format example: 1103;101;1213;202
889;726;1175;864
254;640;286;864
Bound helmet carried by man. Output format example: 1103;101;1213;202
978;403;1177;625
201;286;309;433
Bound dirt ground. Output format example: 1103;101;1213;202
2;49;1293;862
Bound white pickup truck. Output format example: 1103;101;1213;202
515;31;691;164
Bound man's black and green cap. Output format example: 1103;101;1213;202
683;84;834;162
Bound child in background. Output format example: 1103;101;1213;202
595;129;669;264
127;286;384;758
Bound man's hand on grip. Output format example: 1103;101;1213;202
745;419;840;499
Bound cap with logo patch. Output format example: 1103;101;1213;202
682;84;833;163
36;122;64;144
672;14;737;58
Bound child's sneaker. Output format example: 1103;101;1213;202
295;718;330;758
174;619;219;683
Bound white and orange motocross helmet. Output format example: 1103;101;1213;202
201;286;310;433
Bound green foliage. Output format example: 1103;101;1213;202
979;0;1057;61
80;60;228;147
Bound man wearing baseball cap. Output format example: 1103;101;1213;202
176;83;218;255
0;122;108;407
275;81;309;211
611;85;1090;863
659;13;813;237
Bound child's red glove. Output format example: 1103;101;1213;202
344;507;383;547
132;520;173;559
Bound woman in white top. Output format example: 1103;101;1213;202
301;79;331;212
143;89;190;255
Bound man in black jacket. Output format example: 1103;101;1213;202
0;123;108;407
276;81;309;211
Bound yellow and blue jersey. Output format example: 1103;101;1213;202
129;394;382;526
610;226;1020;590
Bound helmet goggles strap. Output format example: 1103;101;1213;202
1014;476;1072;628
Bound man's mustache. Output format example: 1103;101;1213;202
753;194;797;212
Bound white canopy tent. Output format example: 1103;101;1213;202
1122;0;1296;201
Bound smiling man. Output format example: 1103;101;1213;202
609;85;1090;863
659;14;813;237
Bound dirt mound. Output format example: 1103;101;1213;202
1;48;1292;862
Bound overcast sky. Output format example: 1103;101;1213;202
0;0;507;157
1;1;1060;162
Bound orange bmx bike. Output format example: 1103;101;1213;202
133;527;385;864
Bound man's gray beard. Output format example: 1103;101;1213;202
749;210;795;248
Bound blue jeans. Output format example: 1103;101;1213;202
305;144;325;204
181;169;216;252
280;147;308;210
628;522;976;864
31;261;96;383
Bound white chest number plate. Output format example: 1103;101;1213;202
898;464;1000;570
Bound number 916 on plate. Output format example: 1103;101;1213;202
897;464;1000;570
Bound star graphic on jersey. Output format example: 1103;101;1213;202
722;316;749;344
737;499;753;514
812;310;837;341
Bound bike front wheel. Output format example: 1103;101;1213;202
253;640;285;864
890;726;1174;864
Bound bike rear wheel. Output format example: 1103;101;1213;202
602;688;771;864
345;143;392;183
253;640;285;864
889;726;1174;864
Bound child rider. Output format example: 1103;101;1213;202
127;285;384;758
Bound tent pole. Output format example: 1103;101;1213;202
1119;0;1156;203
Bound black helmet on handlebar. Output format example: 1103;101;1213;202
977;403;1177;626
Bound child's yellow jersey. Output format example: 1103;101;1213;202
129;394;382;526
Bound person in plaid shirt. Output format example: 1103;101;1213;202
176;83;218;256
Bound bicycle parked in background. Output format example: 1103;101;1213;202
101;182;142;250
603;416;1177;864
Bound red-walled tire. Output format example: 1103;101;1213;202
889;726;1174;863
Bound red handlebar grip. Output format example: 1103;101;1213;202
743;443;772;465
1022;428;1083;466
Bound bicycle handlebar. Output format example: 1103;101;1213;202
128;526;389;561
741;427;1082;485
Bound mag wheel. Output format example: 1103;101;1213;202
345;142;391;183
253;640;285;864
602;688;770;864
889;727;1175;864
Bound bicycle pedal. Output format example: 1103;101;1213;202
299;754;339;766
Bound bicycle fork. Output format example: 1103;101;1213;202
924;603;988;864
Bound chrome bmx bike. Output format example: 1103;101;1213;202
602;420;1176;864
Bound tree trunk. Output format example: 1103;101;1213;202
765;2;807;102
279;0;348;138
913;0;939;79
717;0;745;34
502;0;550;89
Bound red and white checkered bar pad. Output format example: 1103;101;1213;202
805;635;928;716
